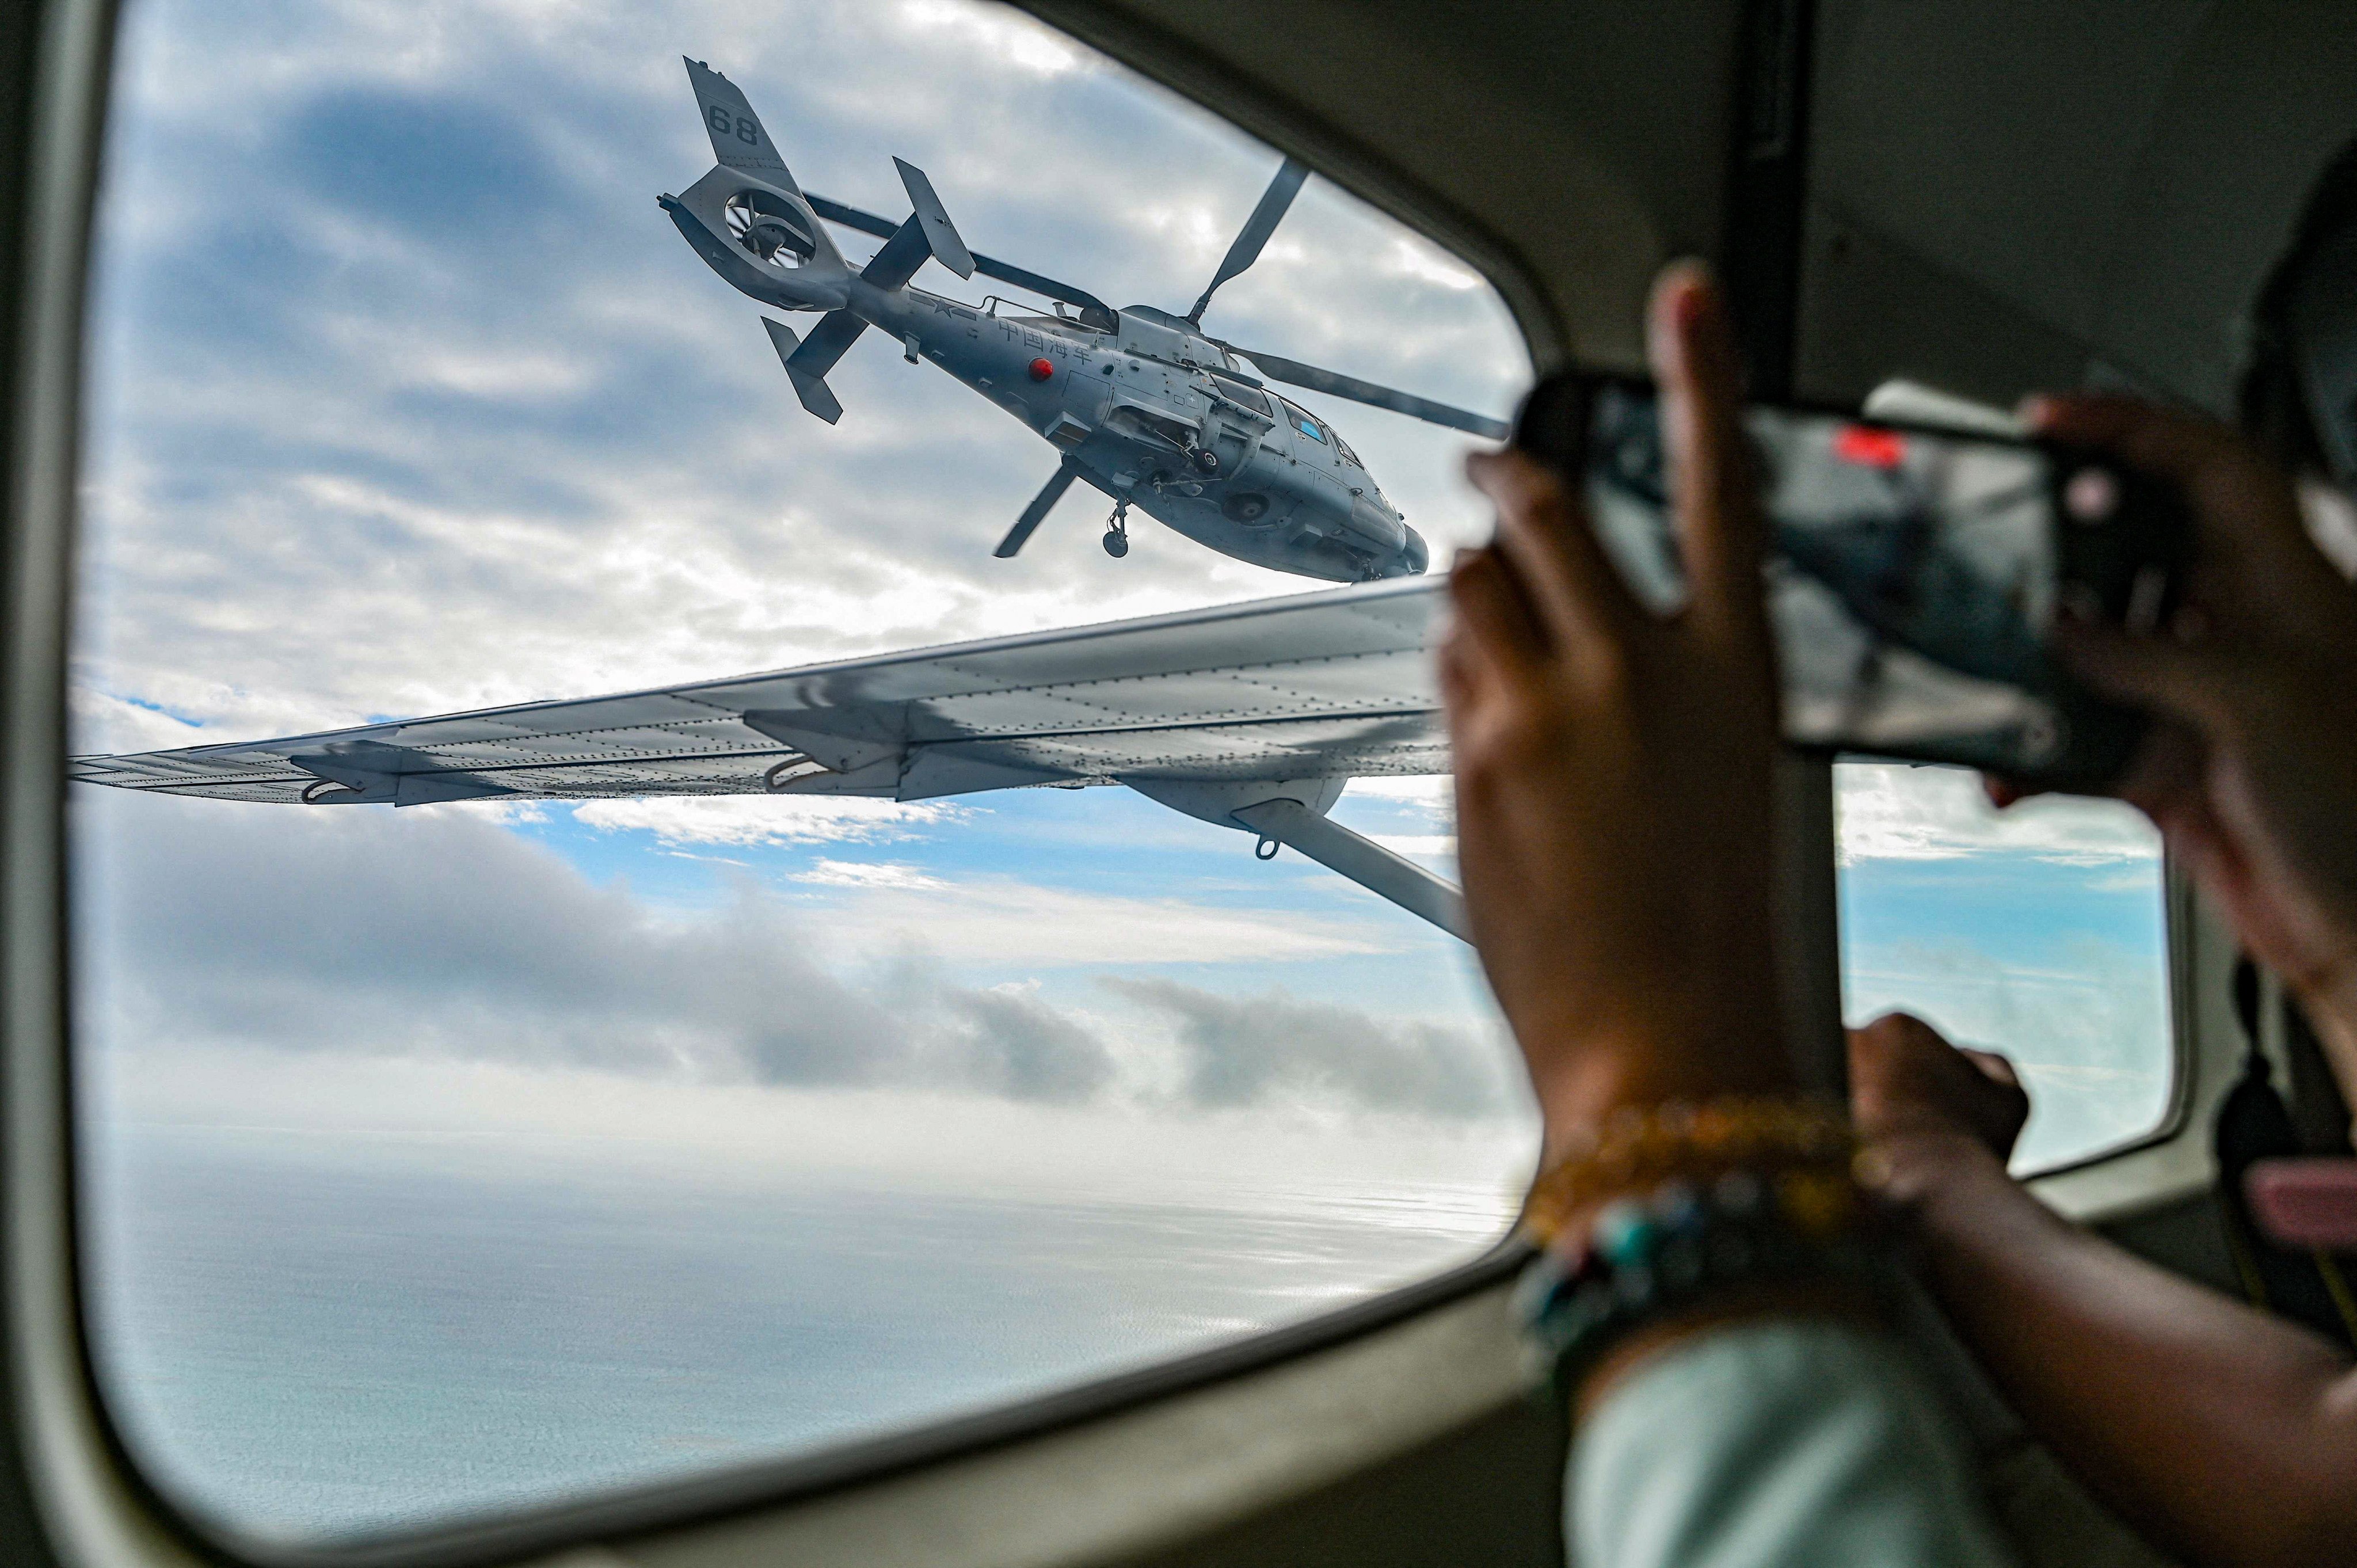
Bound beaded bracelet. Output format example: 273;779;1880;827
1518;1095;1856;1247
1513;1164;1881;1387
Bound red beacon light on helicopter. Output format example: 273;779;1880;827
1028;357;1054;382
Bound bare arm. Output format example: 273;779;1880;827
1887;1129;2357;1568
1845;393;2357;1567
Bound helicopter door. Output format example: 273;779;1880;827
1199;406;1255;475
1201;375;1271;475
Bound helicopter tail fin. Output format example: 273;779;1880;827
763;314;862;424
685;58;801;192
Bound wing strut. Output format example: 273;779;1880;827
1124;779;1465;942
1231;798;1467;941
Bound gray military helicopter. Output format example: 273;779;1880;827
658;59;1507;583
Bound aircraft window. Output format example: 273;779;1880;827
1288;403;1330;443
1835;762;2175;1173
71;0;1532;1547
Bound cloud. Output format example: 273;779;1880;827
804;874;1393;965
1367;834;1456;858
573;796;969;847
1103;976;1514;1118
1342;775;1454;809
943;980;1116;1102
76;791;1488;1118
792;858;949;888
896;0;1091;77
1834;761;2160;866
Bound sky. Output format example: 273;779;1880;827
71;0;1540;1170
66;0;2178;1530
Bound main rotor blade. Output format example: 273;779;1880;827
1187;158;1308;325
1222;344;1509;439
995;459;1082;558
805;193;1118;332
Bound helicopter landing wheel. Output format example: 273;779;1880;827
1102;530;1129;558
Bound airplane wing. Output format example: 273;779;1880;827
73;577;1462;933
73;578;1447;809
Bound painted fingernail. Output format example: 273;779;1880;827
1674;274;1712;329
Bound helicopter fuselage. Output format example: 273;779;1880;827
835;280;1424;582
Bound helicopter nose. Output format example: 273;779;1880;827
1398;526;1429;576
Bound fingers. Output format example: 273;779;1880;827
1851;1010;1954;1055
2023;394;2310;570
1982;774;2041;810
2021;394;2251;491
1648;261;1769;649
2052;611;2241;732
1958;1047;2021;1091
1445;545;1548;693
1464;448;1639;663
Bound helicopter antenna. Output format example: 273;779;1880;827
1185;158;1309;325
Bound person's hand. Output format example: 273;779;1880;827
1442;262;1789;1163
1848;1011;2028;1163
2022;397;2357;1075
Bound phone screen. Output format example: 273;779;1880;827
1577;379;2161;783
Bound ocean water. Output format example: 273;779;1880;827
83;1128;1507;1548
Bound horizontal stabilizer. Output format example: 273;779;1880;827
763;316;848;423
683;59;799;190
859;216;935;292
893;158;974;279
806;192;1119;332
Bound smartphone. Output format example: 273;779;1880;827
1510;372;2189;790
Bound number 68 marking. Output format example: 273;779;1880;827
706;104;758;144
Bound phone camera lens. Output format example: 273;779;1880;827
2065;467;2119;524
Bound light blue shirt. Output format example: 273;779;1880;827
1571;1319;2023;1567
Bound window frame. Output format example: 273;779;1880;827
6;3;1555;1564
1830;760;2194;1182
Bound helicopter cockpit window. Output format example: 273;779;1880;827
1210;371;1272;416
1288;402;1330;443
70;0;1534;1548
